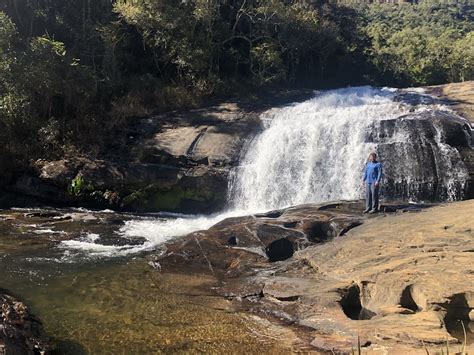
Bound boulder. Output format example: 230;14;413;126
153;202;365;278
0;292;52;354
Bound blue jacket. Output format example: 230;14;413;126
363;162;383;184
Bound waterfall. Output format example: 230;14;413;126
57;86;470;259
229;86;468;212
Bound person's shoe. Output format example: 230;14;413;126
368;209;378;214
363;209;370;214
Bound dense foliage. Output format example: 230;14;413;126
0;0;472;163
361;2;474;85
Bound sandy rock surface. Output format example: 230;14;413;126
154;200;474;353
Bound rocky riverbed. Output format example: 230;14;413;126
0;200;472;353
151;200;474;353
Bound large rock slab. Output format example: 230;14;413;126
152;200;474;353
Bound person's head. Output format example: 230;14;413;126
368;152;377;162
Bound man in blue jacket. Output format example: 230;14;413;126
363;152;383;214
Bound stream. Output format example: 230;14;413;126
0;208;296;353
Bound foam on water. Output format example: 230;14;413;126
57;211;246;259
59;233;145;258
33;228;68;235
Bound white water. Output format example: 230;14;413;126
57;211;246;259
432;119;469;200
230;86;405;211
56;86;468;259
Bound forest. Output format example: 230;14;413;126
0;0;472;166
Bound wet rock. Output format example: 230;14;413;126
374;110;471;201
24;211;63;219
0;292;52;354
96;235;147;247
155;201;365;279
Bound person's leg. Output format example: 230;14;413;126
365;183;372;212
369;184;377;213
373;184;379;211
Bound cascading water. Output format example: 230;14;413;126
229;86;468;211
53;86;469;258
230;87;400;211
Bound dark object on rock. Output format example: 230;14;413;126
265;238;294;262
96;235;146;247
227;236;238;246
24;212;62;219
0;292;53;354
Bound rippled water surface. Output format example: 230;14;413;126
0;209;294;353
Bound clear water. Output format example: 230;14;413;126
0;210;297;353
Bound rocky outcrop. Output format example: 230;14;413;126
372;109;473;200
151;200;474;353
3;106;258;213
152;201;366;276
0;292;52;354
2;93;313;213
424;81;474;200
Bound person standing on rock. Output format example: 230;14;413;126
363;152;383;214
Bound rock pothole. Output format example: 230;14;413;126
255;210;283;218
443;293;471;322
442;293;473;342
303;222;336;243
301;219;363;243
339;284;376;320
265;238;294;262
283;221;298;228
400;284;420;313
227;236;238;246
